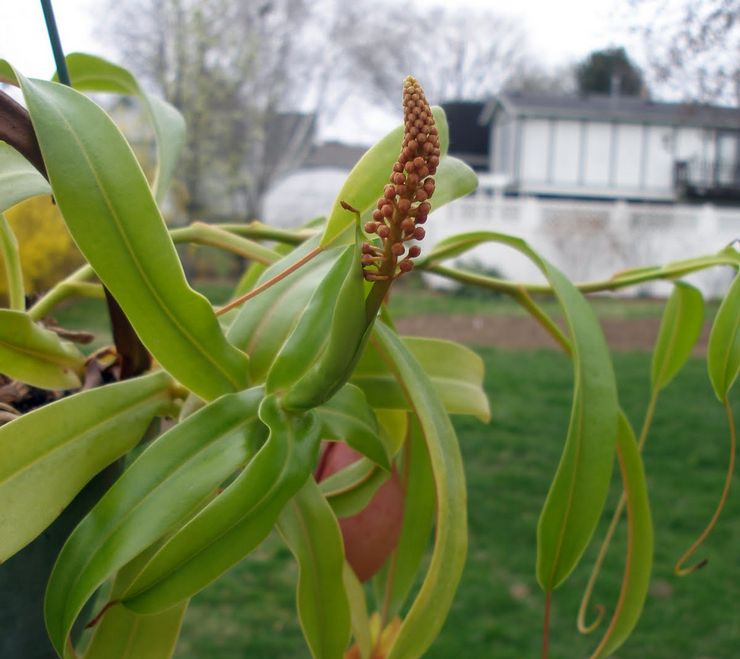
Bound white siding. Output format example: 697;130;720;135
583;122;611;187
644;125;674;190
675;127;704;163
614;124;643;189
552;120;581;185
520;119;550;183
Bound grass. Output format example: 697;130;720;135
174;349;740;659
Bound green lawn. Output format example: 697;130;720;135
175;349;740;659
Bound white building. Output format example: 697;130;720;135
481;92;740;202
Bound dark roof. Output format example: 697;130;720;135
303;142;368;169
481;92;740;130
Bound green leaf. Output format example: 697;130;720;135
278;478;351;659
372;322;467;659
0;142;50;211
15;73;249;401
374;417;436;617
82;601;187;659
0;212;24;309
320;107;476;248
343;563;373;659
62;53;185;202
44;387;264;658
651;282;704;392
590;412;653;659
0;370;172;562
121;395;321;614
0;309;84;389
317;384;390;470
409;229;619;591
352;336;490;421
707;272;740;400
320;457;390;518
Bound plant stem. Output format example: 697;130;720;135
170;222;280;264
425;251;739;297
215;221;315;245
40;0;71;85
0;213;25;310
577;391;658;633
674;396;736;576
542;590;552;659
27;264;97;320
512;287;572;355
215;246;322;316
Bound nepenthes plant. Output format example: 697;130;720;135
0;50;738;659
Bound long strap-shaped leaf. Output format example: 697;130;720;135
424;230;619;591
372;322;467;659
589;412;653;658
0;142;50;211
62;53;185;203
120;395;321;614
277;478;352;659
0;308;84;389
44;387;264;658
0;370;173;562
12;70;249;401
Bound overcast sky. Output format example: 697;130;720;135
1;0;636;142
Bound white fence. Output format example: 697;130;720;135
428;192;740;297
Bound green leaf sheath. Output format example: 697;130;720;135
82;601;187;659
372;322;467;659
707;271;740;401
651;282;704;392
121;395;321;614
277;479;352;659
0;308;84;389
0;370;173;562
353;335;490;422
15;73;248;400
61;53;185;203
267;240;367;411
0;142;50;211
44;387;264;658
320;457;390;518
590;413;653;659
316;384;391;470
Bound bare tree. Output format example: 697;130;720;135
335;4;527;107
627;0;740;105
101;0;338;220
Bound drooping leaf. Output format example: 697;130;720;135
371;322;467;659
14;72;249;401
589;412;653;659
352;335;490;421
374;417;436;617
0;308;84;389
278;478;352;659
121;395;321;614
44;387;264;658
82;601;187;659
0;141;50;211
63;53;185;202
651;282;704;392
0;370;172;562
317;384;390;470
707;272;740;400
0;212;24;309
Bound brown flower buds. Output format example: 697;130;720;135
361;76;438;281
